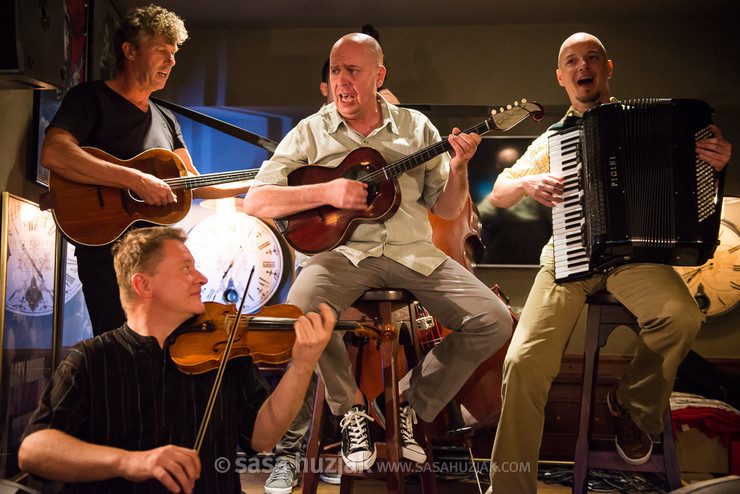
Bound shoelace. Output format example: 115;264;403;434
269;461;296;483
399;404;418;444
340;408;375;450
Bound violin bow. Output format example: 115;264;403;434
193;266;256;453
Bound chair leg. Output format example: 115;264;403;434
573;306;603;494
418;421;438;494
303;377;327;494
380;328;403;493
661;407;682;489
339;475;354;494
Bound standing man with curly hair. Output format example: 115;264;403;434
40;4;251;336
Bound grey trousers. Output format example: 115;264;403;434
287;252;513;422
490;264;704;493
272;371;318;462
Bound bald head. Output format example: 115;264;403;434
331;33;384;66
555;32;613;113
558;32;608;67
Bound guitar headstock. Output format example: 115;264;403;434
490;99;545;131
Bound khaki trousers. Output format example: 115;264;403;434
490;263;703;493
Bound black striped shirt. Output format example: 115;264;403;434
23;324;270;493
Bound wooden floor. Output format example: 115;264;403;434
240;469;573;493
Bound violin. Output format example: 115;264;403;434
171;300;381;453
169;301;380;374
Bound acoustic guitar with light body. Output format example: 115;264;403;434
39;147;259;246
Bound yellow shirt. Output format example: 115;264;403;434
497;107;586;267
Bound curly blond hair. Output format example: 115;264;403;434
114;3;188;70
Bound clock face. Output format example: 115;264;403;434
186;212;284;314
3;197;84;317
65;242;84;300
675;220;740;319
4;199;57;316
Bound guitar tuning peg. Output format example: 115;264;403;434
499;107;504;112
506;104;512;110
521;98;528;103
491;109;497;115
514;101;520;106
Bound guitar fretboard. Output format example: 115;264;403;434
360;119;495;184
164;169;260;190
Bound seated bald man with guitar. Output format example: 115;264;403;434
243;32;542;473
39;4;251;336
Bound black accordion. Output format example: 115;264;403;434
550;98;724;283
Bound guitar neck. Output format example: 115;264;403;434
379;119;496;181
163;168;259;190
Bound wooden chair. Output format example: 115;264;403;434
302;288;437;494
572;291;681;493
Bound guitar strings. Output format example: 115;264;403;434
356;119;496;185
164;169;259;189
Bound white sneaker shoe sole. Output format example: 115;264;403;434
341;446;377;471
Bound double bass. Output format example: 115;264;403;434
424;196;519;440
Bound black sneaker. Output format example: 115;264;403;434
340;403;376;471
607;386;653;465
372;393;427;463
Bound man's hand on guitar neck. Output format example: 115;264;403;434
447;128;482;173
432;128;481;220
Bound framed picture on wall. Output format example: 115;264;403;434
466;135;552;266
29;89;65;187
87;0;120;82
27;0;88;187
0;192;58;478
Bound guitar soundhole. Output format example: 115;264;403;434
346;165;379;207
127;189;145;203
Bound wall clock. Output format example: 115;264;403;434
1;194;84;317
3;194;58;316
675;219;740;319
185;211;286;314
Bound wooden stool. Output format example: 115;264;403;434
302;289;437;494
572;291;681;493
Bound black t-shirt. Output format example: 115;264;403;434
47;81;188;335
49;80;186;159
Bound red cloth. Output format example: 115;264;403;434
672;406;740;447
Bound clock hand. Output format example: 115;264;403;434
221;260;234;280
214;245;246;295
683;267;703;284
12;223;46;282
219;244;246;282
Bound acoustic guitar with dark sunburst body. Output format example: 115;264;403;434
276;100;545;254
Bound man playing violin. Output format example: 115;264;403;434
18;226;335;494
40;4;251;336
243;32;513;472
